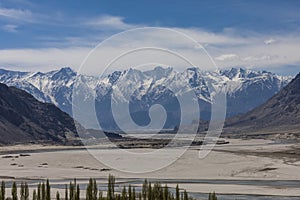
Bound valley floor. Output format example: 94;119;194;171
0;139;299;199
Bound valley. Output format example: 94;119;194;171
0;139;299;199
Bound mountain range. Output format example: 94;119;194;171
0;67;292;130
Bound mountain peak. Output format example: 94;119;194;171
58;67;75;74
0;68;29;77
294;72;300;81
144;66;174;79
284;71;300;92
153;66;172;71
52;67;76;80
220;67;260;79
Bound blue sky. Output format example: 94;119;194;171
1;0;300;75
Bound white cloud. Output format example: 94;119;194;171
84;15;137;30
0;6;33;22
264;38;276;45
1;27;300;74
174;28;260;46
215;54;239;61
0;48;89;72
242;55;277;62
2;24;18;32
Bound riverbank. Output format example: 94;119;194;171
0;139;299;197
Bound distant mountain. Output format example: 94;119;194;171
0;67;291;130
225;72;300;137
0;83;80;145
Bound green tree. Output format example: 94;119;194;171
37;183;41;200
20;182;28;200
175;185;180;200
20;182;24;200
12;182;18;200
142;179;148;200
121;186;127;200
163;185;168;200
98;190;103;200
46;179;50;200
93;179;97;200
132;187;136;200
86;178;97;200
69;181;75;200
128;185;132;200
1;176;198;200
208;192;217;200
41;183;45;200
115;194;120;200
0;181;5;200
32;189;37;200
75;184;80;200
147;182;152;200
56;191;60;200
183;190;188;200
25;183;29;200
107;175;115;200
65;185;68;200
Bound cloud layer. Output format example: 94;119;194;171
1;27;300;74
0;3;300;75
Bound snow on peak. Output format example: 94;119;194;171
0;66;292;124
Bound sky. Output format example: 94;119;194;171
0;0;300;75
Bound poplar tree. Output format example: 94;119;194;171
46;179;50;200
65;185;68;200
25;183;29;200
56;191;60;200
147;182;152;200
183;190;188;200
76;184;80;200
115;194;121;200
142;179;147;200
132;187;136;200
20;182;24;200
32;190;37;200
86;178;97;200
41;183;45;200
98;190;103;200
69;181;75;200
209;192;217;200
0;181;5;200
37;183;41;200
93;179;97;200
1;175;199;200
175;185;180;200
12;182;18;200
107;175;115;200
128;185;132;200
121;186;127;200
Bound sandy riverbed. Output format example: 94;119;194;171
0;139;299;198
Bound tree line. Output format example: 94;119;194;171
0;175;217;200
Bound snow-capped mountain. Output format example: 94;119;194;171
0;67;292;130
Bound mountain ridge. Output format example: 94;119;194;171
0;66;292;129
224;72;300;138
0;82;81;145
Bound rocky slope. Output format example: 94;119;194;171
225;72;300;138
0;83;80;145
